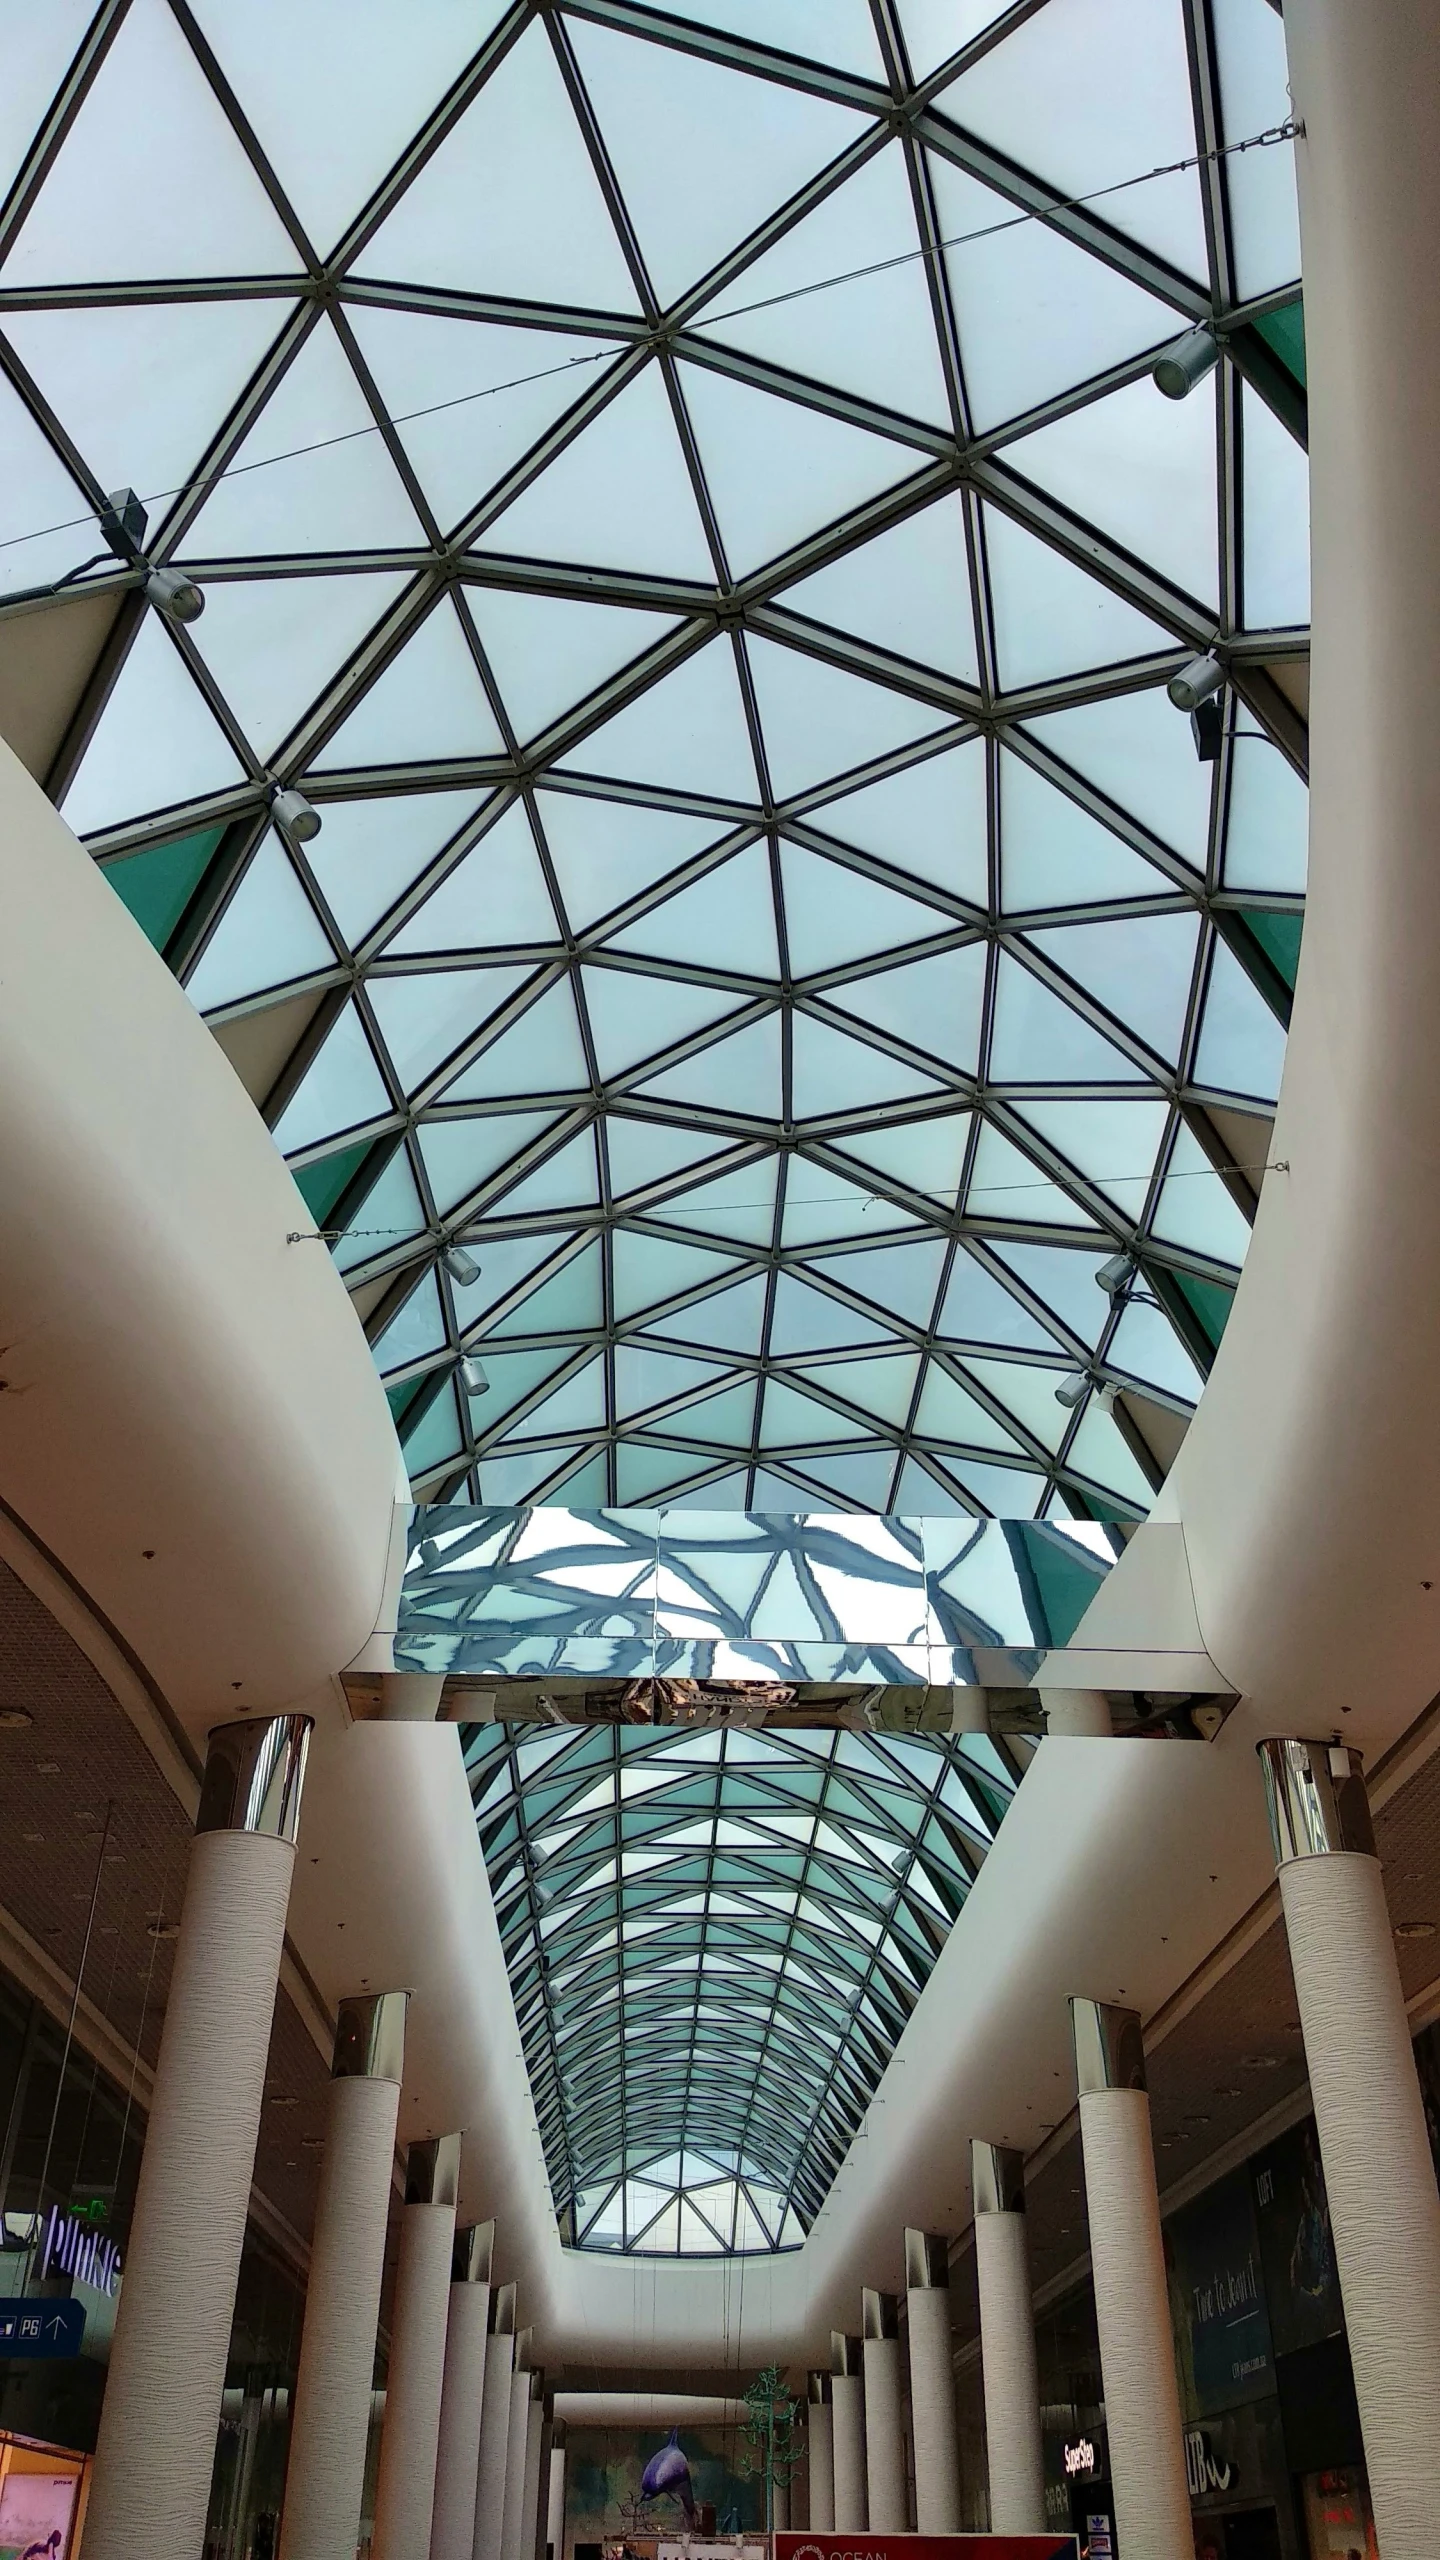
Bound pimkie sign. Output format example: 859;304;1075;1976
775;2537;1078;2559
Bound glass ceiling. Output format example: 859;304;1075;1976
0;0;1307;1529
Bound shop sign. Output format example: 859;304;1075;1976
1167;2169;1274;2415
1184;2429;1236;2497
37;2202;121;2296
1061;2439;1096;2479
775;2537;1078;2558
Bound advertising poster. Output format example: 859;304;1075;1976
774;2537;1077;2559
1165;2167;1274;2418
0;2470;77;2560
566;2427;763;2544
1251;2116;1344;2355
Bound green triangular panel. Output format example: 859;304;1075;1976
1175;1271;1236;1351
1006;1522;1109;1645
1253;296;1305;387
291;1136;377;1226
100;825;224;954
1239;906;1303;992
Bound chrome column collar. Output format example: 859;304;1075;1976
332;1990;408;2084
453;2220;494;2285
830;2331;862;2377
1070;1998;1146;2096
1258;1739;1376;1864
904;2228;950;2289
807;2370;832;2406
406;2132;462;2208
971;2140;1026;2216
862;2287;898;2340
196;1716;312;1843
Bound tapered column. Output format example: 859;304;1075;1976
471;2283;516;2560
431;2222;494;2560
861;2290;906;2528
83;1718;311;2560
544;2422;566;2560
1070;1999;1191;2560
1260;1739;1440;2559
500;2339;535;2560
970;2148;1044;2535
375;2134;463;2560
830;2333;866;2530
279;1990;409;2560
905;2230;961;2531
806;2374;833;2529
521;2383;547;2560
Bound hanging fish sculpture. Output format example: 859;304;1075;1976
640;2428;697;2524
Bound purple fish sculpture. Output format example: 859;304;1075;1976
640;2428;697;2523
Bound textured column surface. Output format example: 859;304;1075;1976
861;2294;906;2530
806;2393;834;2531
280;2070;404;2560
830;2368;866;2530
520;2391;545;2560
431;2245;492;2560
905;2248;961;2532
1079;2083;1192;2560
499;2365;534;2560
973;2211;1044;2534
374;2154;461;2560
771;2473;789;2530
471;2323;515;2560
1280;1844;1440;2556
544;2434;566;2560
83;1824;297;2560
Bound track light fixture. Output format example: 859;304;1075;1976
270;785;321;843
145;564;205;623
1054;1371;1089;1409
1152;325;1220;399
1095;1254;1134;1297
442;1245;481;1288
460;1355;490;1399
1167;654;1225;713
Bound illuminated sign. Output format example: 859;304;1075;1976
1062;2439;1096;2478
1184;2429;1235;2497
38;2206;121;2297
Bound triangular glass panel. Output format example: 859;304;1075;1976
400;1376;466;1477
791;1015;945;1117
312;598;505;770
829;1112;971;1207
656;1384;759;1449
607;843;779;979
61;619;244;838
372;1269;447;1375
354;24;641;311
188;0;510;256
1024;913;1200;1062
759;1382;872;1447
999;752;1169;912
828;945;987;1073
748;1465;816;1509
966;1123;1099;1228
767;1275;896;1355
1063;1403;1155;1511
6;298;292;540
272;999;392;1151
466;1347;576;1425
448;1230;580;1326
649;0;883;76
102;825;222;953
959;1357;1070;1454
937;1251;1059;1351
417;1112;563;1216
679;362;921;578
479;364;713;581
0;375;95;597
810;1239;948;1326
1;0;301;286
989;1240;1114;1342
538;792;730;930
794;1355;919;1427
1222;738;1307;896
928;155;1179;432
779;1164;897;1251
0;5;102;204
664;1158;777;1247
695;143;948;425
1213;0;1302;298
780;843;955;976
607;1118;741;1199
1003;374;1218;611
489;1129;601;1218
334;1143;426;1274
948;1459;1047;1518
184;316;424;557
983;505;1172;687
1149;1122;1253;1266
187;834;334;1011
557;640;758;802
569;17;864;307
615;1346;735;1420
642;1273;769;1356
1109;1298;1204;1403
520;1358;607;1438
583;966;744;1081
346;306;625;533
892;1453;980;1517
941;0;1208;279
1241;380;1310;630
913;1366;1025;1455
368;962;533;1090
469;586;681;744
1012;1098;1171;1217
489;1242;605;1337
386;802;558;951
988;952;1146;1083
194;571;410;761
808;742;989;904
747;634;950;800
1020;690;1214;869
780;497;980;683
1193;936;1286;1103
613;1232;744;1320
636;1012;783;1120
787;1448;901;1511
546;1451;611;1504
305;790;486;950
480;1442;585;1506
898;0;1019;78
615;1442;715;1504
440;978;591;1100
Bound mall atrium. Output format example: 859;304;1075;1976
0;1;1428;2557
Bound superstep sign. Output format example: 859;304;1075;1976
775;2536;1078;2559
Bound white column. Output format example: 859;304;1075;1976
1260;1739;1440;2560
829;2334;866;2530
1070;1999;1191;2560
471;2285;516;2560
969;2149;1044;2535
861;2289;907;2528
500;2345;535;2560
805;2376;833;2530
375;2134;463;2560
1040;1689;1113;1736
83;1718;311;2560
430;2222;493;2560
521;2384;546;2560
544;2422;566;2560
279;1990;409;2560
904;2229;961;2531
771;2473;789;2531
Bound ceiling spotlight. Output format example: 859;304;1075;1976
460;1356;490;1399
1054;1372;1089;1409
442;1245;481;1288
1152;325;1220;400
1167;654;1225;713
270;785;321;843
1095;1253;1133;1297
145;564;205;623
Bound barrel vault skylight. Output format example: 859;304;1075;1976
0;0;1307;1524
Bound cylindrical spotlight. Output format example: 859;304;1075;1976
271;785;321;842
1152;324;1220;399
145;564;205;623
1167;653;1225;713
